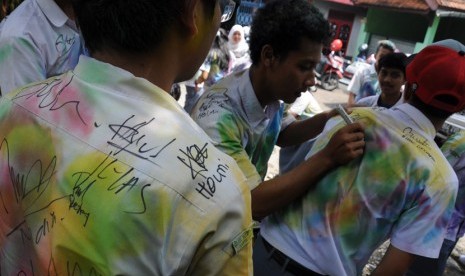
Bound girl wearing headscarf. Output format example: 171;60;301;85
228;24;251;72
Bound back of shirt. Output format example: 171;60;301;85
0;58;253;275
261;105;457;276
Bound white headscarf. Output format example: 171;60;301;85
228;25;249;58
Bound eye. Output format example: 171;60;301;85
300;64;315;71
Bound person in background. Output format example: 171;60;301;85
406;129;465;276
184;28;231;113
191;0;365;221
182;65;208;113
201;28;233;88
346;39;396;106
356;52;407;109
0;0;253;275
228;24;251;72
0;0;86;95
256;39;463;276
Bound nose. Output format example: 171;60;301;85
305;73;316;87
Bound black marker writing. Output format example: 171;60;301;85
108;115;176;165
13;76;86;125
55;33;76;55
178;143;209;179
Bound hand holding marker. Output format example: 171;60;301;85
336;104;353;124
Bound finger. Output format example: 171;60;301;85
343;122;365;133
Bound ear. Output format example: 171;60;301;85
403;82;413;102
261;45;276;67
179;0;200;36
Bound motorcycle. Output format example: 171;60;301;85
315;51;344;91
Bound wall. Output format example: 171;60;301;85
313;0;366;58
365;8;430;42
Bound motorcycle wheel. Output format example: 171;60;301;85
321;73;339;91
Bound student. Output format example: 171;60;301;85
357;52;407;108
347;40;396;106
255;39;463;276
407;129;465;276
190;0;365;220
0;0;253;275
0;0;86;95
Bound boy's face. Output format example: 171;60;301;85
267;38;322;104
378;67;405;97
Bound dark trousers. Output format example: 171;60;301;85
253;234;326;276
405;239;457;276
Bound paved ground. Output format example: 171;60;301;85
265;83;465;275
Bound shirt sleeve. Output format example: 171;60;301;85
0;36;46;95
347;67;363;96
289;92;312;116
390;173;458;258
356;95;376;107
187;179;253;276
192;96;262;190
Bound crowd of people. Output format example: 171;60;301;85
0;0;464;275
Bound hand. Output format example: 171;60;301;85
326;105;352;120
320;122;365;166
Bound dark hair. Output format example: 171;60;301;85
410;94;453;119
72;0;217;55
377;52;407;76
249;0;329;65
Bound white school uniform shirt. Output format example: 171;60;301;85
0;0;85;95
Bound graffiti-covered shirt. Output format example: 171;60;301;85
347;64;380;101
0;0;86;95
442;130;465;241
191;69;288;190
0;56;253;275
261;104;457;276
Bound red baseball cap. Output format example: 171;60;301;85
406;39;465;113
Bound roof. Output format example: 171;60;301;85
351;0;430;12
436;0;465;11
324;0;354;5
351;0;465;12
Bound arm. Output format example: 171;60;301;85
372;244;415;276
347;93;356;106
194;69;209;91
277;110;336;147
252;123;365;220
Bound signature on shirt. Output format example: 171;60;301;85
55;34;76;56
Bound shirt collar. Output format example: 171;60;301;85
392;103;436;138
73;56;176;105
36;0;73;28
235;69;280;126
